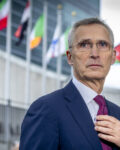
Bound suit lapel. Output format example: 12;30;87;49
63;81;102;150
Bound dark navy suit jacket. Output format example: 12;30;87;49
20;81;120;150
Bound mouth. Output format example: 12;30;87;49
87;64;103;68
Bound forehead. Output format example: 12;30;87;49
74;24;111;42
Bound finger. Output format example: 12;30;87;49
95;126;114;136
96;115;118;123
95;120;113;129
98;133;120;147
98;133;115;143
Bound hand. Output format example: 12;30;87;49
94;115;120;147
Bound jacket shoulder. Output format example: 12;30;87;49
28;88;64;113
106;99;120;120
107;100;120;110
29;80;73;111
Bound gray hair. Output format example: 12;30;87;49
68;17;114;50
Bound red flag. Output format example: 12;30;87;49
14;1;30;45
0;0;9;30
115;44;120;63
0;16;7;30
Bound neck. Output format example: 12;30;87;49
74;75;105;94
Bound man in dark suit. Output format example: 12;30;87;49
19;18;120;150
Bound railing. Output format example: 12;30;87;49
0;98;27;150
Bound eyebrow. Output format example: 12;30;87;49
78;39;91;43
78;39;110;43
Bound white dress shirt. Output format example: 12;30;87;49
72;76;100;123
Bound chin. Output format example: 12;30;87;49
85;73;106;80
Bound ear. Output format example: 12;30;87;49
111;49;116;65
66;50;73;66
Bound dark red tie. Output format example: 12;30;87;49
94;95;112;150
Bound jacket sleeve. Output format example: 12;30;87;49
19;99;59;150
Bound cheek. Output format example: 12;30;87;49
101;54;113;72
73;52;88;63
72;55;88;74
73;55;86;67
103;54;113;65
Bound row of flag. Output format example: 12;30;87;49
0;0;71;64
0;0;120;63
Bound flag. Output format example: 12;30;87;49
0;0;9;30
14;1;30;45
46;24;60;63
115;44;120;63
30;14;44;49
46;27;71;63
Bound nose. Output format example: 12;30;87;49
90;44;99;59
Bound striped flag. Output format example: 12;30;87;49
46;24;60;63
14;1;30;45
0;0;9;30
115;44;120;63
46;27;71;63
30;14;44;49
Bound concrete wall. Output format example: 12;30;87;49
0;50;67;106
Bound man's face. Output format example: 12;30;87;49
67;24;116;82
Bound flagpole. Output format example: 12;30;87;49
4;0;11;148
25;0;32;105
70;11;77;78
56;4;62;89
4;0;12;103
42;0;48;95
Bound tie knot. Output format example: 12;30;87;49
94;95;106;107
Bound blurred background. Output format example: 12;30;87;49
0;0;120;149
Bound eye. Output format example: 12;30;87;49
78;41;91;48
98;41;109;48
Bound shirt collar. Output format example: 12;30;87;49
72;75;98;104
